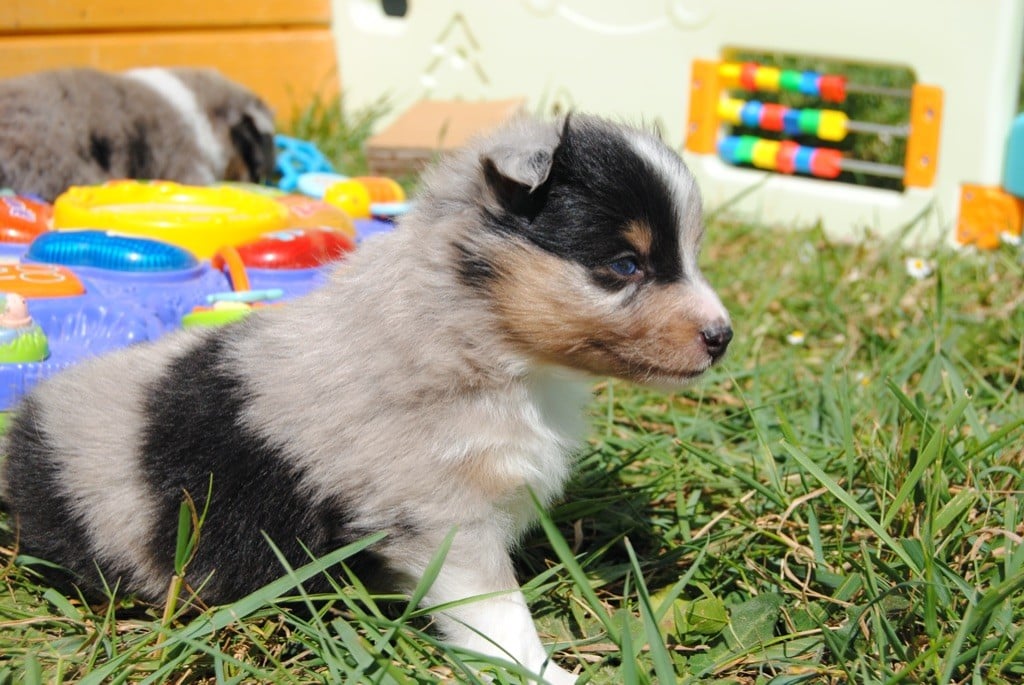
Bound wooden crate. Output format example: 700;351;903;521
0;0;339;121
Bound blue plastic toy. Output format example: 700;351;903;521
27;230;199;272
1003;113;1024;198
274;135;336;192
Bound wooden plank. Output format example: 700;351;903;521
367;99;527;151
0;28;340;121
0;0;331;33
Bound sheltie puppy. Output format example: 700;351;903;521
0;67;275;201
0;114;731;683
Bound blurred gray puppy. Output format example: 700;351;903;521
0;67;276;201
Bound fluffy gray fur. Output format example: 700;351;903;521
0;67;275;201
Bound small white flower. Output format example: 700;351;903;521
798;242;816;264
1000;231;1022;246
905;257;934;280
786;330;806;345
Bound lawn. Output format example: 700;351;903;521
1;113;1023;683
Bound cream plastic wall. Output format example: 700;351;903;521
332;0;1024;243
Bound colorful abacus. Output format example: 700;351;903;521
686;59;943;188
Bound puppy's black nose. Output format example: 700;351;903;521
701;324;733;360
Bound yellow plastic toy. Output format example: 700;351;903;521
322;180;372;219
53;181;290;259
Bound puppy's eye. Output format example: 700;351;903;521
609;257;641;277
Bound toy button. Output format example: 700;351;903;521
0;196;53;243
236;227;356;269
0;263;86;298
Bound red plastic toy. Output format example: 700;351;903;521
234;228;356;270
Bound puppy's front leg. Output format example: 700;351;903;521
416;542;576;684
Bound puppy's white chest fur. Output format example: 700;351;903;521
519;368;593;495
451;367;592;535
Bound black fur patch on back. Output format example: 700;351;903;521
89;134;112;171
485;120;686;288
139;329;350;604
2;397;115;593
127;122;152;178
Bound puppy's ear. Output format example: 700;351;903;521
229;105;277;183
481;146;554;216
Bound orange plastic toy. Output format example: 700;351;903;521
957;185;1024;249
0;263;86;298
0;196;52;243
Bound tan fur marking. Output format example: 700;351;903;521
490;244;616;372
624;221;654;256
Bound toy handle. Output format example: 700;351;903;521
211;246;252;292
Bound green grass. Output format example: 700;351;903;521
2;108;1024;684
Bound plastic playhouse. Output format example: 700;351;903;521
333;0;1023;246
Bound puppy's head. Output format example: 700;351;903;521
454;115;731;386
170;68;277;184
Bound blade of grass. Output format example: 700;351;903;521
883;390;971;528
532;490;620;643
939;570;1024;683
624;539;675;685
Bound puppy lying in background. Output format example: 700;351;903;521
0;67;275;201
0;114;731;683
